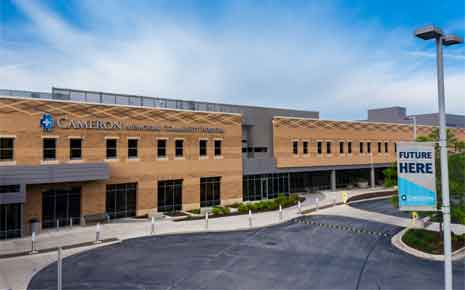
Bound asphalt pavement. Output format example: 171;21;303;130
28;214;464;290
350;198;411;218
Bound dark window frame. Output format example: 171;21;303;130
69;138;82;160
128;139;138;159
106;138;118;159
199;139;207;157
0;138;14;161
175;139;184;158
385;142;389;153
317;141;322;155
200;177;221;207
303;141;309;155
326;142;331;154
348;142;352;154
214;140;222;157
292;141;299;155
157;139;167;158
43;138;57;160
359;142;364;154
339;141;344;154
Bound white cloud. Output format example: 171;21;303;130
1;0;464;120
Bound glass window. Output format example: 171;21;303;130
394;143;397;152
116;95;129;105
102;94;116;104
106;183;137;219
43;138;56;160
175;139;184;157
86;93;100;103
69;138;82;160
157;179;183;212
214;140;222;156
385;142;389;153
378;142;382;153
303;141;308;155
129;97;141;106
317;141;322;154
339;142;344;154
367;142;371;153
348;142;352;154
293;141;298;154
0;138;14;161
106;139;117;159
200;177;221;207
0;185;20;193
70;92;85;102
199;139;207;157
128;139;138;159
359;142;364;153
157;139;167;158
326;142;331;154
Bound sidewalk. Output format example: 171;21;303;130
0;187;391;290
314;203;465;235
0;187;390;257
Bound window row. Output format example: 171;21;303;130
292;140;397;155
0;137;223;162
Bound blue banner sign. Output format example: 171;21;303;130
397;142;437;211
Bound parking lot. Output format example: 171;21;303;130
28;209;464;289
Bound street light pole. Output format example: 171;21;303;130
415;25;463;290
435;34;453;290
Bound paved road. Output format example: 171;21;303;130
350;198;411;218
28;215;464;290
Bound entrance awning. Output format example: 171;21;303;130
0;162;109;185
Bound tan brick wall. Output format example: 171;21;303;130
0;97;243;224
273;117;465;168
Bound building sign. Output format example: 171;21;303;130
40;114;54;131
397;142;437;211
40;114;224;133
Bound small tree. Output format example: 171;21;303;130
383;164;397;188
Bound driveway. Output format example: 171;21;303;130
28;215;464;290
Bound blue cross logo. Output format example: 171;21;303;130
40;114;54;131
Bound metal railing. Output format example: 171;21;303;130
0;88;242;114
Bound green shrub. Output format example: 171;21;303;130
390;195;399;208
238;203;249;214
211;207;223;215
451;206;465;224
211;206;231;216
221;206;230;215
189;208;200;214
276;193;288;206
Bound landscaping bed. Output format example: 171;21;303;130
174;194;304;222
346;190;396;203
402;229;465;255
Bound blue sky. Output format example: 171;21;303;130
1;0;464;120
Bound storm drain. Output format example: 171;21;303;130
294;218;389;238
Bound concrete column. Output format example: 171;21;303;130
330;170;336;192
370;167;375;188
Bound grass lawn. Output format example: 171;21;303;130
402;229;465;255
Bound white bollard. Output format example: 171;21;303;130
298;201;302;214
150;216;155;235
95;223;101;243
57;247;63;290
56;219;60;232
248;210;252;228
69;218;73;229
279;204;283;220
315;198;319;211
205;211;209;230
30;231;38;254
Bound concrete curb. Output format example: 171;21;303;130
391;228;465;262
